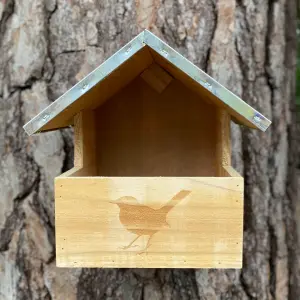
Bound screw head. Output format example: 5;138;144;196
161;49;169;57
125;46;132;54
42;114;50;121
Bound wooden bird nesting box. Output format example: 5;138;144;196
24;30;271;268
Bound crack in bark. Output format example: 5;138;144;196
15;184;54;299
234;38;246;95
160;0;183;48
1;76;41;100
31;190;55;263
60;128;74;173
204;0;217;73
234;4;257;297
0;0;14;47
265;1;278;298
41;262;53;300
240;272;254;300
236;0;256;79
43;0;57;85
16;225;34;300
0;89;41;252
284;1;300;299
0;3;58;292
0;163;40;252
268;219;277;298
54;49;86;59
265;0;276;102
140;282;145;300
240;131;256;300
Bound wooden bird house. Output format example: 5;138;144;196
24;30;271;268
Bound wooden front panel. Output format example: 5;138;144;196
95;77;218;176
55;176;243;268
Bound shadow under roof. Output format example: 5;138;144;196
23;30;271;136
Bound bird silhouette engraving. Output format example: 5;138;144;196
110;190;191;253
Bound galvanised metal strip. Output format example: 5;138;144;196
23;32;146;136
143;30;271;132
23;30;271;135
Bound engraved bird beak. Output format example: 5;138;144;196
109;199;122;205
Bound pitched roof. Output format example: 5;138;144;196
23;30;271;135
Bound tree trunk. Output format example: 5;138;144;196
0;0;299;299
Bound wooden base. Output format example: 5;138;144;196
55;168;243;268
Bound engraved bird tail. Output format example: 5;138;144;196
159;190;191;214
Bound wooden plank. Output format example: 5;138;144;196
59;166;83;177
222;166;242;178
73;110;97;173
140;63;173;93
59;165;242;179
55;176;243;268
216;109;231;176
58;166;95;177
95;77;218;176
74;113;84;167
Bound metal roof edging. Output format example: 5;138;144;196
143;30;271;132
23;30;271;135
23;31;146;136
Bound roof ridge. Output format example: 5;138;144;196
23;30;271;135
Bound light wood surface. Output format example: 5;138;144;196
74;110;95;167
55;176;243;268
74;112;84;167
140;63;173;93
59;166;83;177
223;166;242;177
59;166;94;177
73;110;97;175
216;109;231;176
54;50;245;269
95;77;218;176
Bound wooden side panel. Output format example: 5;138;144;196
74;112;84;167
55;176;244;268
73;110;97;175
59;166;95;177
95;77;218;176
216;109;231;176
222;166;242;178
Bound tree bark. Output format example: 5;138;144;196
0;0;299;299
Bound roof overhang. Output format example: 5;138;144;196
23;30;271;135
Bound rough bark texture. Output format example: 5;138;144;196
0;0;299;299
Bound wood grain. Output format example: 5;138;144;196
59;166;94;177
95;77;218;176
140;63;173;93
223;166;242;178
216;109;231;176
73;112;84;167
73;110;97;175
55;176;243;268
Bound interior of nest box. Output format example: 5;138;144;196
62;47;235;178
